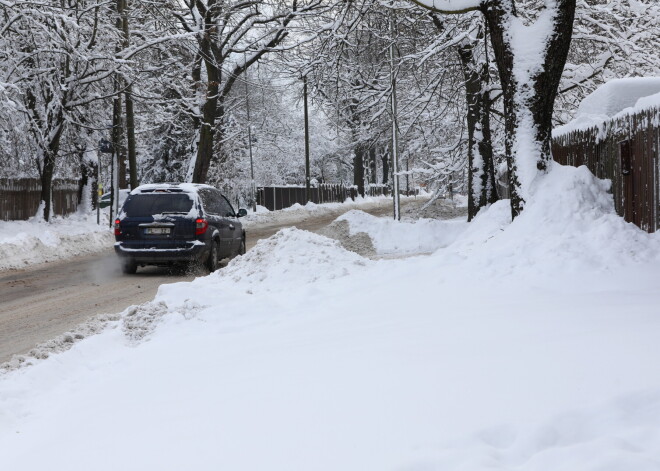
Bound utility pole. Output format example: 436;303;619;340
303;75;311;203
389;14;400;221
244;53;256;212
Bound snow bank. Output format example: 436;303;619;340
2;165;660;470
0;213;113;271
336;209;467;256
443;163;659;276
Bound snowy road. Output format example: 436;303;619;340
0;198;419;363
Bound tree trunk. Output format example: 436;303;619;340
125;87;137;189
480;85;498;207
114;0;127;190
369;147;377;184
122;0;138;189
39;120;65;221
191;56;220;184
381;147;390;185
457;35;498;222
112;91;126;189
78;156;89;205
481;0;576;218
354;141;366;197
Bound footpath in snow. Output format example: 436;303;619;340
1;165;660;470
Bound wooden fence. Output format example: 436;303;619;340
552;107;659;233
0;178;80;221
256;184;357;211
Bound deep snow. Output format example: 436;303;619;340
1;164;660;470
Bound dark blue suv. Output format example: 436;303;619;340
114;183;247;274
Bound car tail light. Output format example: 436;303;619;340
195;218;208;235
114;219;121;236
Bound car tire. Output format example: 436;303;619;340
207;240;219;272
121;258;137;274
238;236;246;256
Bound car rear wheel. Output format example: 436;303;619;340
121;258;137;274
207;240;219;272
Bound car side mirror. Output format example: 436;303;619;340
237;208;248;218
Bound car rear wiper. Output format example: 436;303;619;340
160;211;189;214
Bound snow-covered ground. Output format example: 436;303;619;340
0;212;114;271
1;164;660;470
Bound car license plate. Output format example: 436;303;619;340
145;227;171;235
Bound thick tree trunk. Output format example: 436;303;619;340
481;0;575;218
191;59;220;184
381;148;390;185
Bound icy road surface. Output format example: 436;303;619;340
0;198;427;362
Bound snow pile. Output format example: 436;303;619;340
443;163;659;276
217;227;370;291
0;213;113;271
335;209;468;256
554;77;660;136
1;165;660;470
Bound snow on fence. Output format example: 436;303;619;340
552;107;659;233
0;178;79;221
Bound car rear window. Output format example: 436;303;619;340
122;194;194;217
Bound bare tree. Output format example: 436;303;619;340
171;0;328;184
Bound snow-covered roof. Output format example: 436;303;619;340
554;77;660;137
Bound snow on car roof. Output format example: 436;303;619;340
130;183;216;195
